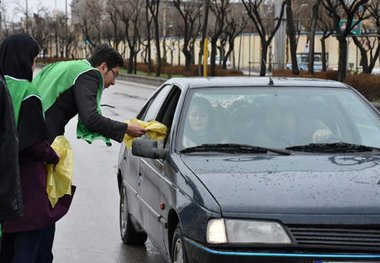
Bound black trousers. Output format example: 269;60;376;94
34;223;55;263
0;229;42;263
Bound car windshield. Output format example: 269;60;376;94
178;87;380;152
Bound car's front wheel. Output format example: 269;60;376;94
119;186;147;245
171;225;189;263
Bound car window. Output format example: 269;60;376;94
178;87;380;150
156;87;181;147
138;84;173;121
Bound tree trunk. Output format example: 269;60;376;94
308;0;321;75
210;37;218;76
321;38;327;72
153;10;161;77
259;40;268;76
286;0;299;75
182;47;192;70
338;37;347;82
128;49;134;74
146;3;152;74
352;37;370;73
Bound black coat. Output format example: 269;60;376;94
0;76;23;220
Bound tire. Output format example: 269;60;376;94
119;186;147;245
171;225;189;263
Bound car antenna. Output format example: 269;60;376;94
268;77;274;86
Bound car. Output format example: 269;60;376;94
117;76;380;263
372;67;380;75
286;53;323;72
208;56;232;69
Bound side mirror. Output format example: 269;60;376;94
132;138;168;159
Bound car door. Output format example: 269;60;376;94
138;86;181;250
124;84;174;226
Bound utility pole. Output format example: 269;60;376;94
274;1;286;70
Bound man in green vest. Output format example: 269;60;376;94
32;44;147;262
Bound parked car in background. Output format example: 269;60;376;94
117;77;380;263
287;53;324;72
372;67;380;75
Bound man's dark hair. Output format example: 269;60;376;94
88;44;124;69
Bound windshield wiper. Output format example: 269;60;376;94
286;142;380;153
180;143;291;155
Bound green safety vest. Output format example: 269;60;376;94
5;76;42;126
33;59;111;146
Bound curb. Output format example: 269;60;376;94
118;73;166;87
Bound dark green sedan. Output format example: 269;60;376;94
117;77;380;263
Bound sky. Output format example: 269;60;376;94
1;0;71;22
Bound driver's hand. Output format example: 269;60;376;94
126;123;147;137
312;128;332;143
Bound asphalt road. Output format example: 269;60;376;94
51;79;167;263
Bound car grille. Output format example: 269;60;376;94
288;225;380;251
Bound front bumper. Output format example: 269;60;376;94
183;237;380;263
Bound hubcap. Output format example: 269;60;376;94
120;187;127;235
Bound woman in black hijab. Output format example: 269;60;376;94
0;34;71;263
0;68;23;249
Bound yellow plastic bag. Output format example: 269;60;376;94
123;119;168;149
46;136;74;208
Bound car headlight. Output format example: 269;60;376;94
207;219;292;244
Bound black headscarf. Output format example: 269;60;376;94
0;34;40;82
0;34;49;151
0;75;23;220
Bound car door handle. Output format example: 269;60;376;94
137;176;142;186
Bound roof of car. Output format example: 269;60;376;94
165;77;349;90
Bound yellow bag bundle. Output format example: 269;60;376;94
46;136;74;208
123;118;168;149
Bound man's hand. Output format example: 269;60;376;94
126;123;148;137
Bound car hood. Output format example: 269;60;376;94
181;154;380;218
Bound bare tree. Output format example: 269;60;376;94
208;0;231;76
73;0;104;49
30;9;51;58
308;0;322;74
222;4;247;69
242;0;286;76
313;2;334;71
105;0;123;50
351;1;380;74
286;0;299;74
173;0;202;70
147;0;161;77
322;0;370;81
118;0;145;73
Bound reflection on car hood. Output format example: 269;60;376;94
181;154;380;217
